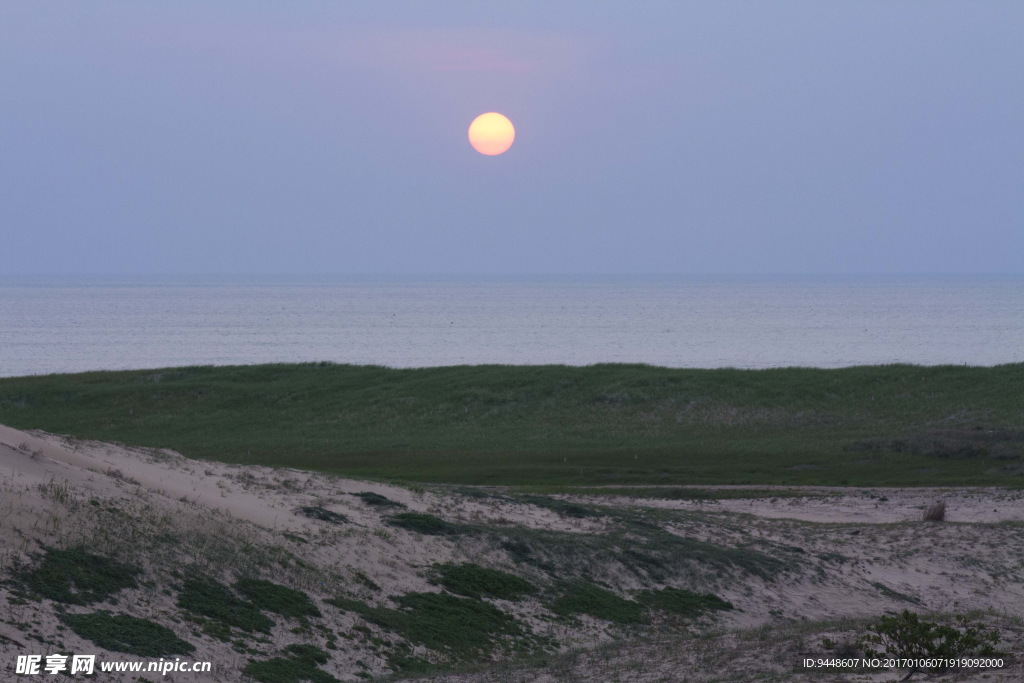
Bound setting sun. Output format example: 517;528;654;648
468;112;515;156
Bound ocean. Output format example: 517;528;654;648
1;275;1021;377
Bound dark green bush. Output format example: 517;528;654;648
64;611;194;656
296;506;348;524
860;610;1001;676
433;563;536;601
244;644;338;683
636;587;733;617
352;492;405;508
550;581;647;625
234;578;321;618
387;512;463;536
177;576;274;633
329;592;521;656
19;547;139;605
518;496;602;519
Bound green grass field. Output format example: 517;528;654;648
1;363;1021;487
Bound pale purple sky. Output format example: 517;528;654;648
2;1;1021;275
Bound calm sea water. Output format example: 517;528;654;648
1;276;1021;377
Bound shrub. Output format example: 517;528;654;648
860;610;1000;677
64;612;194;656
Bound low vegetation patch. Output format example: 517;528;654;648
351;491;405;508
568;487;824;501
499;539;547;568
329;592;524;658
234;578;321;619
385;647;435;675
177;576;274;633
550;581;647;625
296;506;348;524
244;644;338;683
618;548;673;581
518;495;603;519
488;516;786;592
846;429;1024;460
18;547;139;605
636;587;733;617
387;512;464;536
432;563;537;601
63;611;194;656
644;531;788;581
870;581;920;604
352;570;381;592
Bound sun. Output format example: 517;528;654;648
468;112;515;156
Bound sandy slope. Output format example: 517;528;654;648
590;486;1024;524
2;424;1022;682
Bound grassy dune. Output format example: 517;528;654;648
0;363;1021;486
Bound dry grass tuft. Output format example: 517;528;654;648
923;500;946;522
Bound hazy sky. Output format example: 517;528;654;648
2;2;1022;275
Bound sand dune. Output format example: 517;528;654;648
2;424;1022;681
